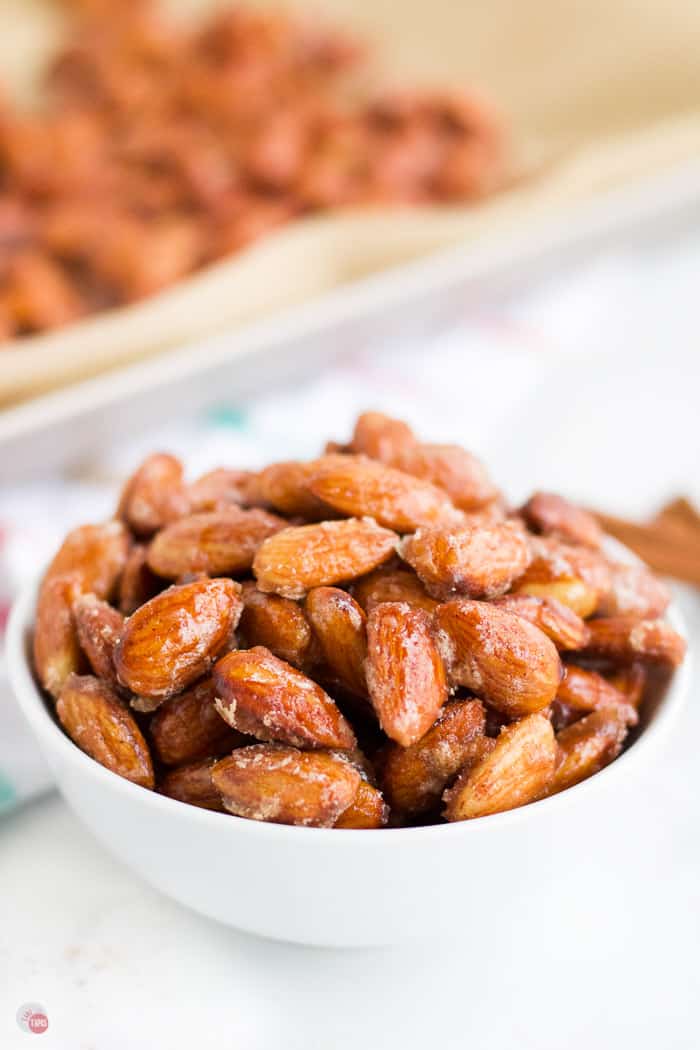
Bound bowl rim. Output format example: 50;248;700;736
6;574;692;845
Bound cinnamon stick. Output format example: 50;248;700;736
592;498;700;588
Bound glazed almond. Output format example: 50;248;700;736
308;455;456;531
491;594;589;651
117;543;160;615
147;507;286;579
44;520;130;600
239;582;315;669
558;665;638;725
597;562;672;619
73;593;125;687
305;586;367;696
115;578;242;700
159;757;226;811
250;460;329;519
213;646;356;749
33;573;85;699
444;713;556;820
334;781;389;829
434;599;562;717
117;452;189;536
212;745;361;826
516;536;613;616
395;443;498;511
149;677;246;766
253;518;398;599
400;520;530;600
547;708;629;795
365;602;447;747
352;567;439;616
380;699;487;816
578;616;686;667
187;468;256;512
350;412;416;463
521;492;603;549
57;673;154;788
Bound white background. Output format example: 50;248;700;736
2;220;700;1049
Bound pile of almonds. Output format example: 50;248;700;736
33;412;686;828
0;0;505;340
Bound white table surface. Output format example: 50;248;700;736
2;221;700;1050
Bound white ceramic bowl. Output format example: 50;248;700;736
6;579;691;948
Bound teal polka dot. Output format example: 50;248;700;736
206;405;249;430
0;771;17;813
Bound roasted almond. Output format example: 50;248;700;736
334;780;389;829
73;593;125;687
304;586;367;696
365;602;447;747
596;562;671;619
608;663;647;709
115;578;242;699
352;566;439;615
349;411;416;463
149;676;246;765
117;452;189;536
147;507;286;579
521;492;603;549
213;646;356;749
547;708;629;795
443;713;556;820
379;698;487;816
516;536;613;616
558;665;638;725
249;460;329;519
400;520;530;600
491;594;589;651
117;542;161;615
159;757;225;811
395;443;498;511
44;520;130;600
577;616;686;667
253;518;398;599
33;573;86;699
211;744;361;826
434;599;562;717
56;673;154;788
239;582;314;668
187;468;256;512
308;455;457;531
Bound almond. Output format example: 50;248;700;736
159;757;226;811
546;708;629;795
443;713;556;820
118;542;161;615
187;468;256;512
213;646;356;749
248;460;329;519
395;443;498;511
557;665;638;725
239;582;314;669
115;578;242;699
117;452;189;536
304;586;367;696
147;507;286;579
434;599;562;717
365;602;447;747
596;562;671;619
577;616;686;667
211;744;361;826
400;520;530;600
608;663;647;709
33;573;86;699
491;594;589;651
350;412;416;462
149;676;246;766
334;780;389;829
56;673;154;788
516;536;613;616
352;567;439;615
521;492;603;549
73;593;125;687
308;455;457;531
379;698;487;816
253;518;398;599
44;520;130;600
